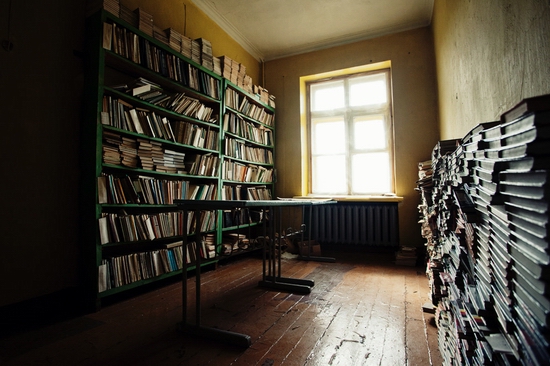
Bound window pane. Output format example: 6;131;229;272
354;116;386;150
312;155;347;194
349;74;387;107
352;153;391;193
312;118;345;154
310;80;344;111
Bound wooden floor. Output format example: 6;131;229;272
1;249;442;366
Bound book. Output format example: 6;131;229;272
501;94;550;123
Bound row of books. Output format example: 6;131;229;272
418;94;550;365
103;21;220;99
98;173;217;205
220;184;273;201
221;160;274;183
94;1;277;110
106;83;220;149
223;111;274;146
102;131;220;177
225;88;275;126
224;138;274;164
98;209;217;245
98;239;213;291
186;153;219;177
102;95;174;141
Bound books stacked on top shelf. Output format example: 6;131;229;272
180;35;192;60
212;56;222;76
237;63;246;88
119;4;138;27
165;28;183;52
220;56;233;80
196;38;214;71
230;59;240;85
242;75;253;94
191;39;201;64
153;25;169;45
134;8;153;37
87;0;119;16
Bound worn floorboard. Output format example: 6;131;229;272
0;249;442;366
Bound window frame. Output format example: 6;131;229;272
305;68;395;196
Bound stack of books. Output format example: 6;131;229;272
119;136;138;168
418;94;550;365
181;35;192;59
119;4;138;27
166;28;183;53
137;139;153;170
190;39;201;64
153;25;169;45
196;38;214;71
134;8;153;37
212;56;222;76
220;56;233;80
102;131;122;165
162;149;187;174
497;96;550;364
236;63;246;87
87;0;119;16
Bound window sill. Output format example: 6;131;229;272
293;195;403;203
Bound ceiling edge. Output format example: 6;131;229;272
264;20;432;62
191;0;265;62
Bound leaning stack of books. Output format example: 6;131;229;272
496;95;550;364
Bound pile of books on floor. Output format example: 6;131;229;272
417;93;550;365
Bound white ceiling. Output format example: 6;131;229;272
192;0;434;61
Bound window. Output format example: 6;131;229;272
307;69;394;195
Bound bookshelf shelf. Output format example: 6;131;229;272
83;8;276;309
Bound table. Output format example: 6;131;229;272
173;198;335;348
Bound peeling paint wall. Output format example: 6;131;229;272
433;0;550;140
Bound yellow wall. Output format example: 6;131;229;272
432;0;550;140
123;0;261;84
264;27;440;248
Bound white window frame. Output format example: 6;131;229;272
306;68;395;196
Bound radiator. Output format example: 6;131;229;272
304;202;399;247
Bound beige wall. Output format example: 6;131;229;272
264;27;440;248
433;0;550;140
